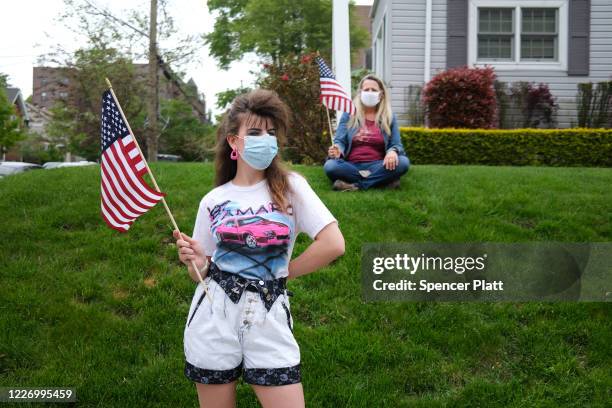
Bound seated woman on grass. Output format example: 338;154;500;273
324;74;410;191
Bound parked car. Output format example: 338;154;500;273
42;162;63;169
0;166;18;178
43;161;97;169
157;154;183;162
56;161;97;168
0;161;43;179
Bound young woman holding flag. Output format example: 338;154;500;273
174;89;344;408
324;74;410;191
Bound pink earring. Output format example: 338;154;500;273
230;147;238;160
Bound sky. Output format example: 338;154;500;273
0;0;373;117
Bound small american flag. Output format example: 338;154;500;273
316;56;356;115
100;90;165;232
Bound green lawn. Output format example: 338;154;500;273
0;163;610;407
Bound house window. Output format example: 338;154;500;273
469;0;568;71
59;92;68;98
521;8;557;60
41;92;47;101
478;8;514;60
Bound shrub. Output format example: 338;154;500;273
494;81;558;129
257;52;331;164
400;127;612;167
510;82;558;128
525;83;557;128
404;84;425;127
577;81;612;128
18;132;64;164
422;65;497;128
494;80;511;129
158;99;216;162
351;67;372;93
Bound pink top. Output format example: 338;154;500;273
346;119;386;162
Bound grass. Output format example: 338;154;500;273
0;163;610;407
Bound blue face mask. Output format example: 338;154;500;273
238;133;278;170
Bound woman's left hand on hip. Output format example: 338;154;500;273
383;150;398;170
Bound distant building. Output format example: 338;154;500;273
5;87;29;126
132;63;208;122
31;67;74;110
1;87;29;161
21;103;70;161
25;102;52;138
32;64;208;122
184;78;208;121
132;63;181;100
24;102;85;162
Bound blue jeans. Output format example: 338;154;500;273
323;156;410;190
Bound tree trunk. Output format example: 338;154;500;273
147;0;159;162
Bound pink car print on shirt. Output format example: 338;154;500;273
215;215;290;249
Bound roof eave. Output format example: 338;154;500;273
370;0;380;19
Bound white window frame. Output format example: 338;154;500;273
373;7;388;81
468;0;568;71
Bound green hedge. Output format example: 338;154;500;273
400;127;612;167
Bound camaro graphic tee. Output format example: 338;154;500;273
192;171;338;280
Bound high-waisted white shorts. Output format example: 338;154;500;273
183;275;301;386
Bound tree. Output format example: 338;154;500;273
158;99;216;161
19;133;64;164
257;52;330;164
44;42;147;161
147;0;159;163
215;86;252;111
55;0;202;67
206;0;369;70
0;74;25;158
45;101;87;160
42;0;208;160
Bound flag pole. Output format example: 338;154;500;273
316;51;341;157
317;51;336;153
324;105;335;146
104;78;212;301
324;106;334;144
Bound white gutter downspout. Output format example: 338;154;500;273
424;0;433;84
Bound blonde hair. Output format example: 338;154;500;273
348;74;393;134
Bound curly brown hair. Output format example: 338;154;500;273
214;89;294;213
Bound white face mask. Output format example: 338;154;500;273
360;90;381;107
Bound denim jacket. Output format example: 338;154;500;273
333;111;407;158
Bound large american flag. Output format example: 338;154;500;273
100;90;165;232
315;56;356;115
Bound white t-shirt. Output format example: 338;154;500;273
192;171;338;280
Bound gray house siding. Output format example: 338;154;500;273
390;0;427;123
430;1;448;89
371;0;612;128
